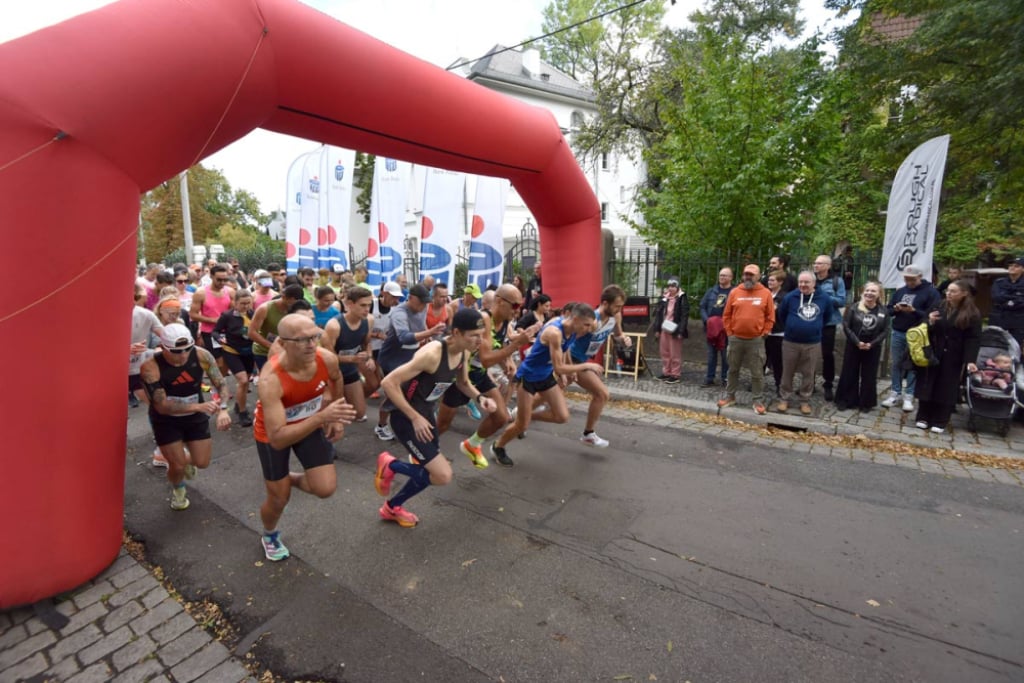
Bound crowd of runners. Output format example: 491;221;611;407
131;260;630;561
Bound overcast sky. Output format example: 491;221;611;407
2;0;847;213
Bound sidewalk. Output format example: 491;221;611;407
0;548;254;683
600;356;1023;465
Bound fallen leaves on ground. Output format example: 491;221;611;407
576;396;1024;472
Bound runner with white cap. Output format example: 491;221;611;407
138;323;232;511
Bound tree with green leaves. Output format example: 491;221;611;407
139;164;269;263
820;0;1024;264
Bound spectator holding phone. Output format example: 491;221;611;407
881;264;941;412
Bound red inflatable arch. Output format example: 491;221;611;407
0;0;599;607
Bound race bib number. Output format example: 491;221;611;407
166;393;200;405
285;395;323;423
339;346;362;357
425;382;454;402
586;340;603;357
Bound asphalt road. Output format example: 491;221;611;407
124;400;1024;682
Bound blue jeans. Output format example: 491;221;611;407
889;330;916;395
705;340;728;382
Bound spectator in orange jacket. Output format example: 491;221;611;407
719;264;775;414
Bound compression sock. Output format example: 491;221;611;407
468;432;485;448
388;464;432;508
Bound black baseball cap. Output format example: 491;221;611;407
408;284;431;302
452;307;484;331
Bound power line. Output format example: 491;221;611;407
445;0;660;72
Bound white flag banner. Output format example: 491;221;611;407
468;175;509;290
297;150;322;271
285;150;317;274
366;156;411;293
879;134;950;288
319;146;356;272
419;167;465;287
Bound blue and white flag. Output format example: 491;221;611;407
419;167;465;287
366;156;411;293
467;175;508;290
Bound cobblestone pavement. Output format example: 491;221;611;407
0;549;253;683
598;357;1023;485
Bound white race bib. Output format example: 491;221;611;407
166;393;200;405
285;395;323;423
586;340;603;356
425;382;454;402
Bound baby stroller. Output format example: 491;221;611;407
965;326;1023;436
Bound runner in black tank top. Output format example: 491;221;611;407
321;286;376;423
372;309;496;528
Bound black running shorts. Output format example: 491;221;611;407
256;430;334;482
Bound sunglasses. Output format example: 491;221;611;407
164;344;194;354
497;295;521;310
176;279;188;284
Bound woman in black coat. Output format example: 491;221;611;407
835;281;890;411
914;280;982;433
651;279;689;383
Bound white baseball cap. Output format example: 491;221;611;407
159;323;194;350
382;281;403;297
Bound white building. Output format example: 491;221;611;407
346;46;651;275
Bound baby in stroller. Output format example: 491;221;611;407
971;352;1014;392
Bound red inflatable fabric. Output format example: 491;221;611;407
0;0;599;607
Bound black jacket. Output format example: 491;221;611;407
652;291;690;338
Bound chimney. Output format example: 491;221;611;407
522;48;541;77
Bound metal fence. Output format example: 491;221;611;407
608;246;883;307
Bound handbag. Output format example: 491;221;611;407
661;319;678;334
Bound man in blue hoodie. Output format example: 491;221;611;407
882;264;941;412
699;267;735;386
775;271;827;415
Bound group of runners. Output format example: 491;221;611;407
131;264;632;561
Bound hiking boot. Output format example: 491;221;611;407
717;395;736;408
880;392;900;408
379;502;418;528
170;485;189;511
902;396;914;412
799;403;812;415
580;432;609;448
776;401;789;413
375;452;396;497
460;440;489;469
261;531;290;561
491;444;514;467
374;424;395;441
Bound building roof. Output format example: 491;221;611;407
462;45;595;104
867;12;924;42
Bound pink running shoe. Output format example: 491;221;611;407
379;502;418;528
374;451;396;497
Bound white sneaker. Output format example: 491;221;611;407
930;426;945;434
902;396;914;412
915;421;928;430
880;393;900;408
151;448;169;468
580;432;609;448
507;406;517;421
374;424;395;441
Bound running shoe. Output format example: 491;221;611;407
374;451;396;497
902;396;914;412
580;432;609;448
261;531;290;561
491;444;514;467
183;463;197;480
915;420;928;430
152;449;169;468
799;403;812;415
369;391;380;399
170;485;190;511
880;393;900;408
235;406;253;427
507;406;517;422
717;396;736;408
460;440;489;469
753;402;767;415
466;400;483;420
930;426;946;434
374;424;395;441
355;415;368;423
379;502;418;528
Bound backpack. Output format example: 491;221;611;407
906;322;939;368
